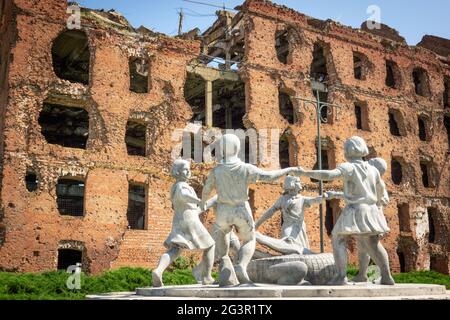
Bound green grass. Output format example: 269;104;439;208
347;265;450;289
0;266;199;300
393;271;450;289
0;263;448;300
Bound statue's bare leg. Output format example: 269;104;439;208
353;237;370;282
232;204;256;285
364;236;395;285
229;231;241;261
213;223;231;260
235;230;255;284
152;247;181;287
256;232;303;255
328;235;349;285
201;245;215;285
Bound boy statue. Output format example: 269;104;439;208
201;134;302;285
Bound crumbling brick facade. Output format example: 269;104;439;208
0;0;449;275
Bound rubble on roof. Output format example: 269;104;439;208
417;35;450;58
360;21;406;44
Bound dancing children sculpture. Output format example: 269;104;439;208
152;159;216;287
298;137;395;285
201;134;302;285
326;157;390;283
255;175;324;255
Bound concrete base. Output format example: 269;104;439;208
87;283;449;300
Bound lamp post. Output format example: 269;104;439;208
294;80;342;253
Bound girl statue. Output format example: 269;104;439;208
152;159;216;287
299;137;395;285
326;157;390;283
255;175;324;255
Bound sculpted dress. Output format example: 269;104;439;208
332;161;390;237
164;182;215;250
256;194;310;253
277;194;310;249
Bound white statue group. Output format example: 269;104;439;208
151;134;395;288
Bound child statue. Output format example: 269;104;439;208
298;137;395;285
152;159;216;287
326;157;390;283
201;134;302;285
255;175;324;255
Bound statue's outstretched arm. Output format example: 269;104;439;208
301;168;342;181
201;171;215;209
255;200;281;230
324;191;345;200
204;195;218;211
257;167;302;183
304;195;325;207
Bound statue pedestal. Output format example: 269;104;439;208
86;283;449;300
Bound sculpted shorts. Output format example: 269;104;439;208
214;202;255;237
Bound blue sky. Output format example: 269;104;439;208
76;0;450;45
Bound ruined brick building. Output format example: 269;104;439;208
0;0;449;275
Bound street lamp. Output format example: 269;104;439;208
294;79;342;253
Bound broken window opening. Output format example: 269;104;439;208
398;203;411;233
244;137;251;164
353;53;365;80
427;207;437;244
127;183;146;230
325;200;339;237
385;60;399;89
314;91;329;124
39;102;89;149
57;249;82;271
445;116;450;150
310;43;328;83
397;251;406;273
129;57;149;93
420;161;433;188
418;116;429;141
125;120;147;157
52;30;90;84
0;225;5;247
279;90;295;124
56;178;85;217
275;29;290;64
180;132;205;163
391;158;403;185
184;72;245;129
213;80;245;129
311;143;334;183
355;102;369;131
430;256;438;273
388;109;404;137
248;189;256;220
412;68;430;97
363;146;377;161
430;256;447;274
185;72;206;125
25;171;38;192
0;0;4;20
444;77;450;108
279;132;291;169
